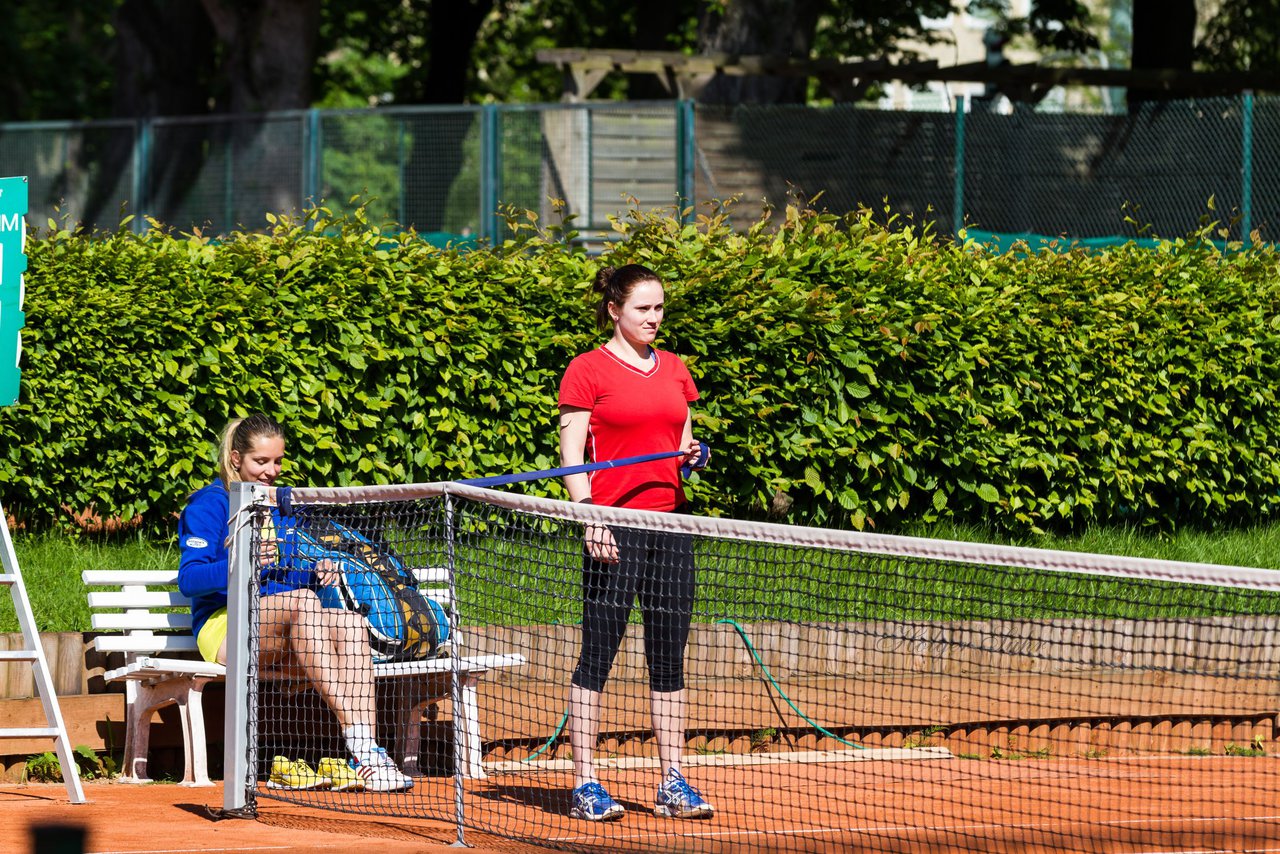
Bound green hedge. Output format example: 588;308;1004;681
2;203;1278;535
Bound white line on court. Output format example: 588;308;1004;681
1107;816;1280;828
486;746;952;773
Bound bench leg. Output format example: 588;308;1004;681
456;674;485;779
396;697;429;778
388;680;481;779
177;677;215;787
120;676;215;787
384;682;425;778
119;681;153;784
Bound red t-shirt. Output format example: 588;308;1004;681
558;346;699;511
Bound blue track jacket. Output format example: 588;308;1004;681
177;482;315;640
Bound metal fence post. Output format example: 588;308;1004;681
1241;90;1254;247
481;105;501;244
952;97;966;238
132;118;152;233
677;99;696;222
303;108;321;208
397;116;407;228
587;107;595;229
224;130;234;231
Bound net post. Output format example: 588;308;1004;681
444;489;469;847
223;481;264;813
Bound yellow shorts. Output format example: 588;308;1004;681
196;607;228;664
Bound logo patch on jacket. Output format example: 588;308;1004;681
184;536;209;549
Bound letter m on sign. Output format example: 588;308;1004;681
0;176;29;407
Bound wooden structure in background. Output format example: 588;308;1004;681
538;48;1280;105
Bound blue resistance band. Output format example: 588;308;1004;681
272;444;710;509
460;442;707;489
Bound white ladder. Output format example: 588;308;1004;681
0;501;86;803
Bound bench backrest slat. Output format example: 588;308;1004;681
83;569;180;585
411;566;449;585
87;591;191;609
95;634;200;653
92;613;192;631
419;588;451;606
85;567;455;658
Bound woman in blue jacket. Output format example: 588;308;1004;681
178;413;411;793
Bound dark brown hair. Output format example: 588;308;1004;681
217;413;285;486
592;264;662;331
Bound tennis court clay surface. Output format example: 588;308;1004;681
4;781;517;854
5;755;1280;854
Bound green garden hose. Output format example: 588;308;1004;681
514;618;862;762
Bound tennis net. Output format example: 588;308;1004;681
223;480;1280;853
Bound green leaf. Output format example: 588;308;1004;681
804;467;823;491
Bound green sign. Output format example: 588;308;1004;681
0;176;27;407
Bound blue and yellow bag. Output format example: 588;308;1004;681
293;519;449;663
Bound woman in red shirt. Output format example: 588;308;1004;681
558;263;713;822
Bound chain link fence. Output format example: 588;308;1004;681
0;95;1275;245
962;98;1258;241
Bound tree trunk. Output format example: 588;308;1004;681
1129;0;1196;108
696;0;825;104
202;0;320;114
83;0;218;228
401;0;494;233
199;0;321;219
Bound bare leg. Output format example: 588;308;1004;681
569;684;602;787
257;589;375;728
651;689;685;777
317;606;377;729
249;591;410;791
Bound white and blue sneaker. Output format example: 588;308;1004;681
654;768;713;819
569;781;625;821
351;747;413;793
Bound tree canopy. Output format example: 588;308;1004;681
1199;0;1280;74
4;0;1279;123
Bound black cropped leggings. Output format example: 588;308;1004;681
571;524;695;694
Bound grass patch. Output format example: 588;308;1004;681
22;745;112;782
1224;737;1268;757
989;737;1051;761
749;727;777;751
2;532;178;633
903;725;947;749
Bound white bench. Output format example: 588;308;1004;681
83;568;524;787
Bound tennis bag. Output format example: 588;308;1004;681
293;519;449;663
